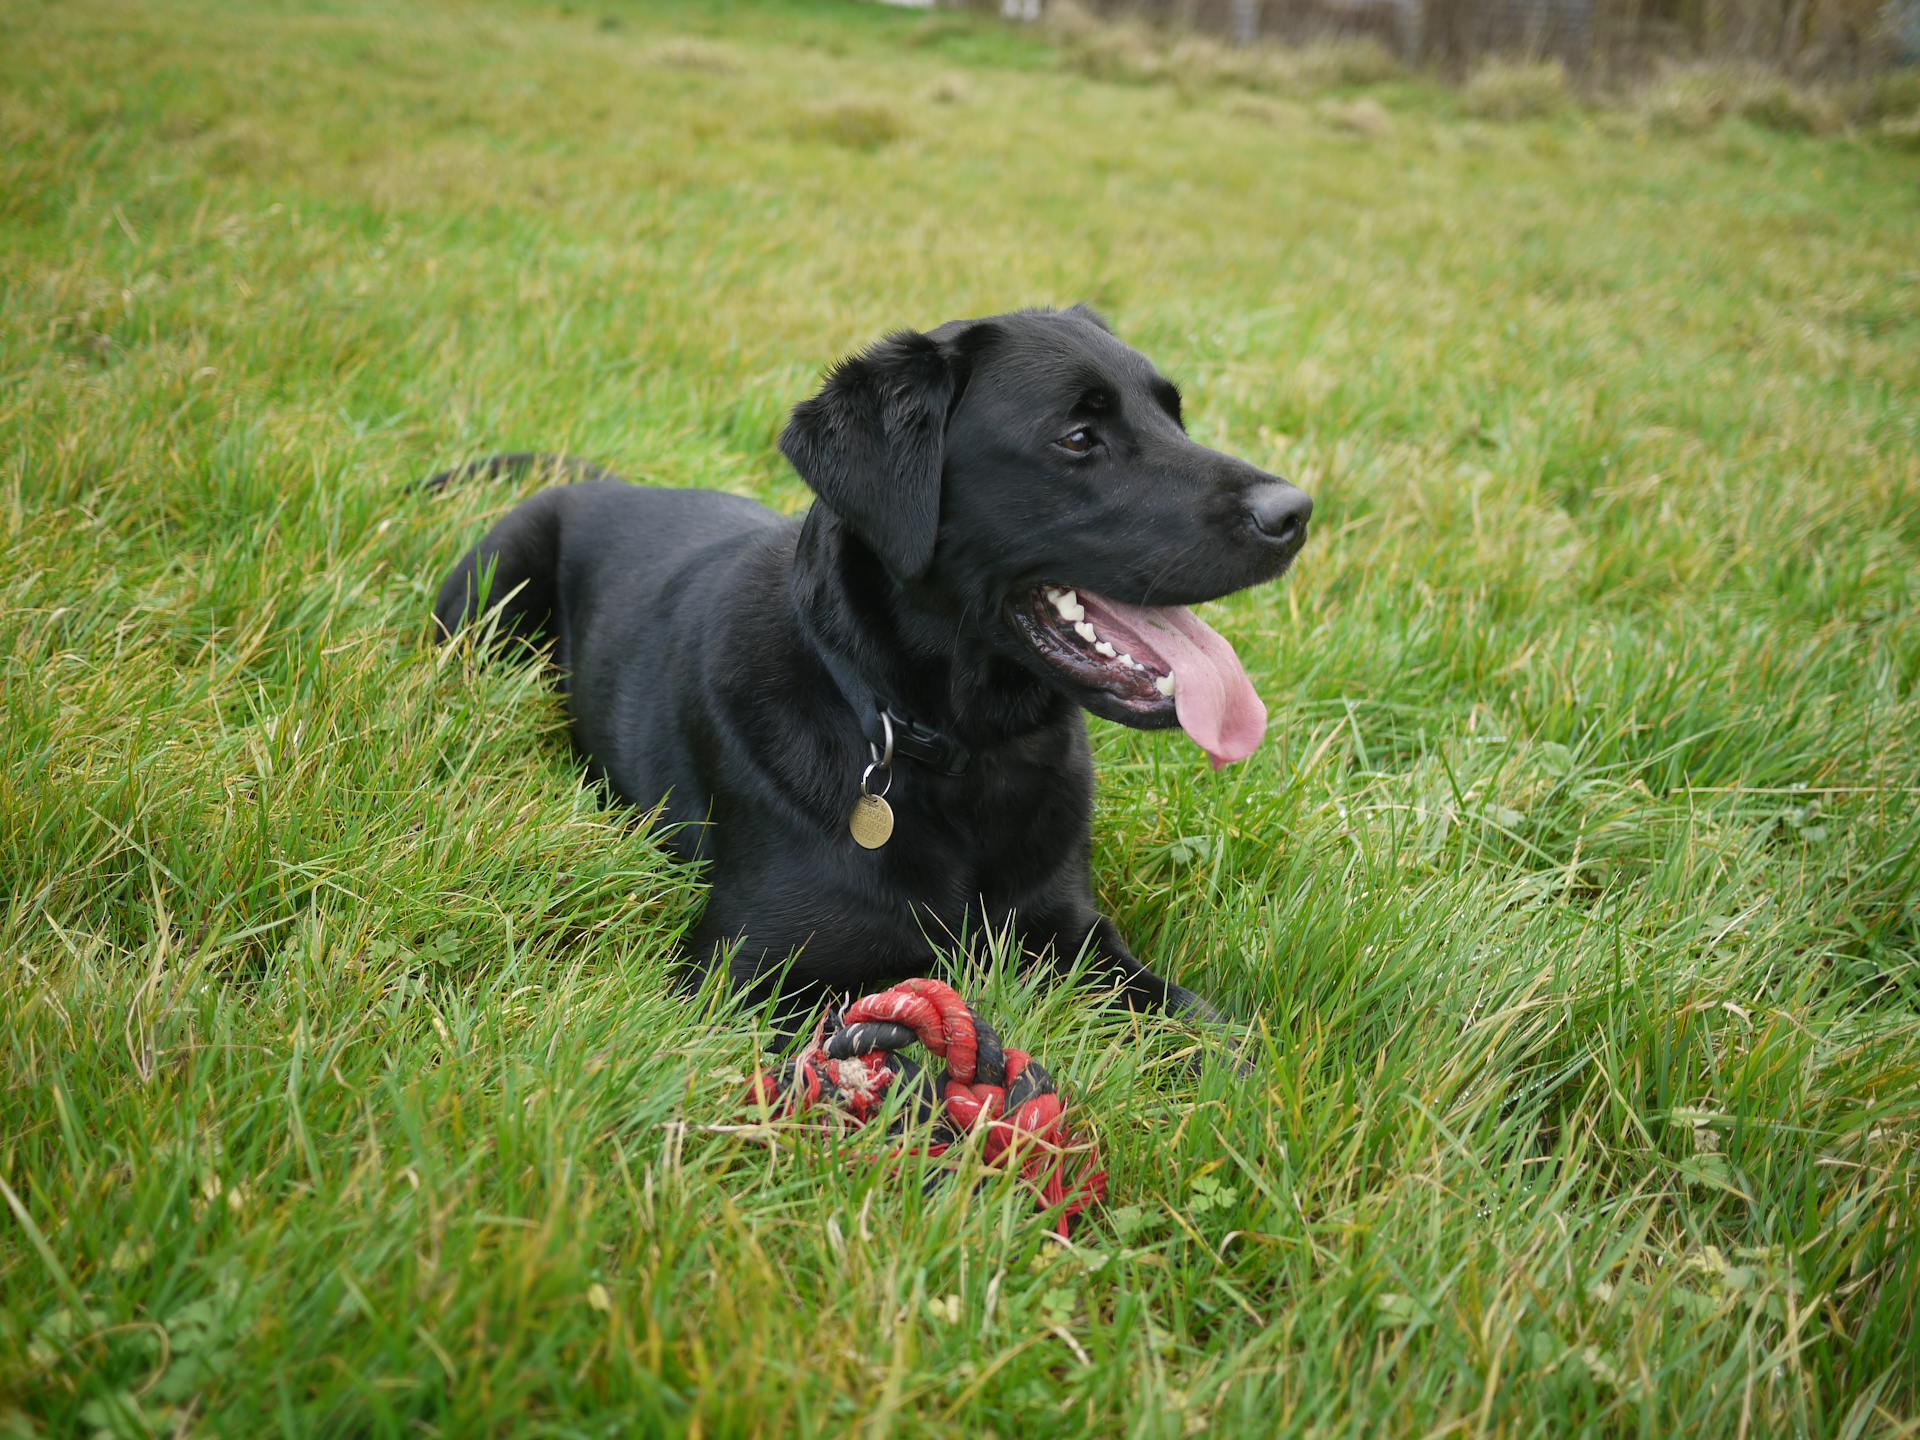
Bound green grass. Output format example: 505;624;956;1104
4;0;1918;1433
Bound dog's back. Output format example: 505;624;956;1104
431;467;788;832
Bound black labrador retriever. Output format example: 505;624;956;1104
430;306;1309;1023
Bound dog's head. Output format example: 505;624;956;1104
780;306;1310;766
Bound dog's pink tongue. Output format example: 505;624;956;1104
1085;596;1268;768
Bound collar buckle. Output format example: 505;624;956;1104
880;706;972;777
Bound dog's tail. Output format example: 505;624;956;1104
425;453;620;651
418;451;620;494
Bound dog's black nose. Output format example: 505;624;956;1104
1246;482;1312;551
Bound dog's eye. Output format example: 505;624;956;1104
1056;428;1095;456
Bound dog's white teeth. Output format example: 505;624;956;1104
1093;641;1116;657
1073;620;1097;643
1155;674;1178;697
1050;588;1085;622
1117;653;1137;670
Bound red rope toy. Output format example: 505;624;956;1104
744;978;1107;1237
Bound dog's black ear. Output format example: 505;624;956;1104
780;330;957;580
1064;303;1113;334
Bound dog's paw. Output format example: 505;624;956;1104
1165;986;1255;1078
1165;982;1225;1026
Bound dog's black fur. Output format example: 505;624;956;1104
430;307;1309;1021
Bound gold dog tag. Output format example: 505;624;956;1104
848;793;894;849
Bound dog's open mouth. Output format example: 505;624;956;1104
1010;585;1268;768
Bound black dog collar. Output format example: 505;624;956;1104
815;646;972;778
876;706;972;777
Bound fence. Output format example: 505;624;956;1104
915;0;1915;73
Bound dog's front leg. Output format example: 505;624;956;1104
1039;913;1258;1076
1031;912;1227;1025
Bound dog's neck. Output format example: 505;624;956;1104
791;507;1068;754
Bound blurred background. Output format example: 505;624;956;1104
898;0;1919;75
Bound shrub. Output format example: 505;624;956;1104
1167;34;1269;91
1462;58;1571;119
1226;94;1297;124
638;39;741;73
1843;66;1920;123
1735;77;1844;133
1321;96;1395;135
1876;108;1920;148
1641;66;1737;132
791;100;906;150
925;73;973;105
1054;10;1401;95
1057;19;1168;84
1640;62;1852;136
1288;37;1406;87
1041;0;1103;44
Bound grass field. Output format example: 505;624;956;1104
4;0;1919;1433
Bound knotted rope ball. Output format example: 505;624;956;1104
744;978;1107;1236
